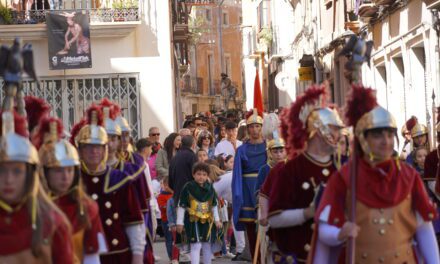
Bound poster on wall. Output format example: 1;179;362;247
47;11;92;70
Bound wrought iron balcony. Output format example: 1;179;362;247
182;77;203;95
0;0;140;24
179;0;216;5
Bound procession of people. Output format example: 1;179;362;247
3;41;440;264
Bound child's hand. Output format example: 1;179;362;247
170;225;177;233
215;221;222;229
176;225;184;234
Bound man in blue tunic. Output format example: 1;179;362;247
232;109;267;263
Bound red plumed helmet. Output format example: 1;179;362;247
85;104;104;126
405;116;418;132
32;116;64;149
24;96;51;133
345;84;378;127
281;84;327;158
0;111;29;138
69;118;87;146
99;98;121;120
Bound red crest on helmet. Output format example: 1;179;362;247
99;98;121;120
24;96;51;133
32;116;64;149
281;84;327;158
405;116;418;132
345;84;378;127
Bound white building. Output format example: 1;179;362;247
0;0;176;139
360;0;440;144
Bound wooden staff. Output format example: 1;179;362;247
346;146;357;264
253;226;261;264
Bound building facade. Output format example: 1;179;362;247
181;0;244;115
0;0;176;138
359;0;440;145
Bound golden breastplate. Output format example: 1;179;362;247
347;194;417;264
187;195;213;224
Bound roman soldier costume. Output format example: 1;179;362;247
312;85;439;264
405;116;430;165
424;107;440;236
100;98;154;264
0;110;74;263
266;85;344;264
37;116;107;263
232;109;267;260
0;39;73;263
425;107;440;183
255;113;285;198
71;105;146;263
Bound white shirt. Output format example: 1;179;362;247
213;171;233;203
214;139;242;157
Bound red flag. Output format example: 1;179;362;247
253;69;264;114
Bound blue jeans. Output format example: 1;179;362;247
161;220;173;260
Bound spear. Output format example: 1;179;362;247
338;32;373;264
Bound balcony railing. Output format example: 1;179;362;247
182;77;203;95
0;0;140;24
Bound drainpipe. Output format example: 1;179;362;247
218;0;225;76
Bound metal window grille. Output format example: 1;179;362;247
0;73;141;140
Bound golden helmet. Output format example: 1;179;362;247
37;118;80;168
405;116;428;138
346;84;397;157
267;131;285;150
246;109;263;126
75;105;108;146
307;107;345;146
0;111;39;164
355;106;397;155
103;107;122;136
116;115;131;133
410;123;428;138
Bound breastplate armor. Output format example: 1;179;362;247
187;195;213;224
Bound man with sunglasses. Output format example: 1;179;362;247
149;127;161;145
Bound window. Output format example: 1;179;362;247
206;9;211;21
224;54;232;76
207;54;215;95
258;1;269;30
223;12;229;26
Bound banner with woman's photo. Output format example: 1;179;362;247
47;11;92;69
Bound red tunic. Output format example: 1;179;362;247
82;167;144;263
53;194;104;260
316;158;437;228
0;203;74;263
118;152;151;214
425;148;440;194
268;153;336;262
